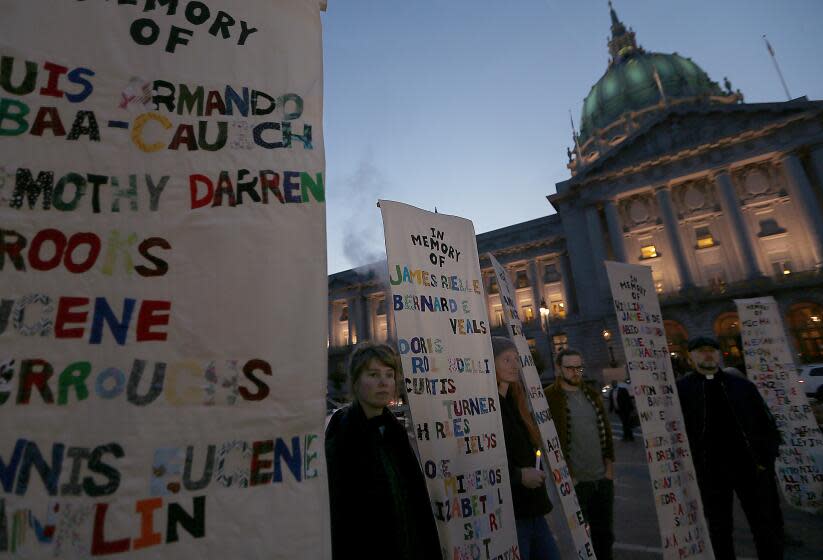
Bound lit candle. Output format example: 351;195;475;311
535;450;542;469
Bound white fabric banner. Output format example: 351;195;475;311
379;200;519;560
605;262;713;560
0;1;330;557
735;297;823;514
488;254;596;559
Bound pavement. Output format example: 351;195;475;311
547;411;823;560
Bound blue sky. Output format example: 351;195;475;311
321;0;823;273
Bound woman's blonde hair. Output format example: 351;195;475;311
347;341;400;398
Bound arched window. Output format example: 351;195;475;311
786;302;823;364
713;312;743;369
664;320;689;359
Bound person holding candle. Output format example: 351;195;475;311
493;336;561;560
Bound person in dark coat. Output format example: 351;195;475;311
492;337;560;560
545;348;615;560
325;342;441;560
676;336;783;560
614;380;635;442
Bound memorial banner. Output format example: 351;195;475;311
380;200;518;560
1;1;330;557
488;254;596;559
735;297;823;513
605;262;713;560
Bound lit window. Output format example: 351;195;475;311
695;227;715;249
772;260;793;276
640;245;658;259
375;316;388;342
788;302;823;363
547;292;566;318
494;308;504;328
653;270;665;293
708;275;726;293
552;301;566;318
523;305;535;322
714;312;742;368
543;264;561;283
705;265;727;293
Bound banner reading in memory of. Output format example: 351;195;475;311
605;262;713;560
488;254;596;559
735;297;823;513
380;200;518;560
1;1;330;557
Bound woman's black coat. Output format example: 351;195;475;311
325;402;442;560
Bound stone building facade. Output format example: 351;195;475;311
327;6;823;395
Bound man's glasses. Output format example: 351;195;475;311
562;365;584;373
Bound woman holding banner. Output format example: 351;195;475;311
325;342;441;560
493;337;561;560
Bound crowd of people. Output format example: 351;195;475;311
325;336;785;560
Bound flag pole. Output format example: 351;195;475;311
763;34;792;101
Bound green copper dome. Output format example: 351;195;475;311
579;52;722;142
576;3;724;145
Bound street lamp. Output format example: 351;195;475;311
539;299;553;376
603;329;617;368
540;298;551;329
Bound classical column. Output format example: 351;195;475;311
361;296;372;341
327;301;335;347
810;146;823;198
584;204;609;291
714;171;763;280
654;186;695;289
603;199;627;263
527;260;543;318
346;297;357;345
558;253;578;314
385;289;396;342
781;154;823;267
505;265;516;289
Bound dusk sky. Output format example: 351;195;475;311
321;0;823;274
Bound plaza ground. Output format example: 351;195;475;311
548;405;823;560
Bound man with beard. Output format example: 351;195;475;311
545;349;615;560
676;336;783;559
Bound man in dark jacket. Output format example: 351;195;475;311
676;336;783;560
545;348;615;560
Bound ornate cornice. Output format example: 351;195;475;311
570;105;823;189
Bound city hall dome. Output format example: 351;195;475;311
572;2;740;161
579;52;723;142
